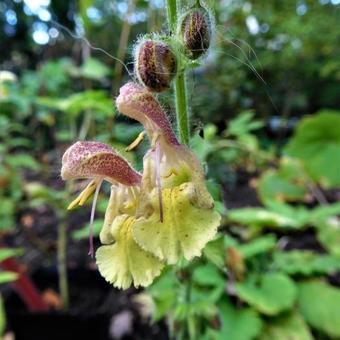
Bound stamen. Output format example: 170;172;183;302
155;139;164;222
126;131;146;151
67;180;96;210
79;181;97;205
88;179;103;257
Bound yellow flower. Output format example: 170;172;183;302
116;82;221;264
60;83;221;289
61;141;164;289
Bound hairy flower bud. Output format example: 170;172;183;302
179;8;212;59
135;39;177;92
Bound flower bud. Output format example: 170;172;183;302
179;8;212;59
135;39;177;92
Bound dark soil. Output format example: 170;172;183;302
5;267;168;340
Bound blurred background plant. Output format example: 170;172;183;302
0;0;339;339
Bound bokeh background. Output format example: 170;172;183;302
0;0;340;339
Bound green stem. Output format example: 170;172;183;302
175;72;190;145
166;0;177;33
78;111;92;140
57;215;69;310
166;0;190;145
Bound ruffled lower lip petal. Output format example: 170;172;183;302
61;141;142;186
96;214;164;289
132;182;221;264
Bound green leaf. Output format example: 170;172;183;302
273;250;340;276
0;271;18;284
285;110;340;188
65;91;113;116
315;219;340;256
236;273;297;315
214;298;263;340
148;269;178;321
79;58;110;80
190;133;214;163
298;280;340;338
310;202;340;222
186;286;223;319
258;170;306;204
259;311;313;340
71;219;104;240
228;207;301;229
238;235;276;259
39;90;113;117
6;154;40;171
0;198;17;231
0;248;24;262
226;111;264;137
203;236;225;268
265;201;311;228
192;264;225;288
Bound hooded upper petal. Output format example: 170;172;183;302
116;82;179;146
61;141;141;186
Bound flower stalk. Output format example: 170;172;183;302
167;0;190;145
175;72;189;145
57;214;69;310
166;0;177;33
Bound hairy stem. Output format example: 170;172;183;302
175;72;190;144
166;0;190;145
166;0;177;33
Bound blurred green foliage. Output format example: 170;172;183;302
0;0;340;339
144;110;340;339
